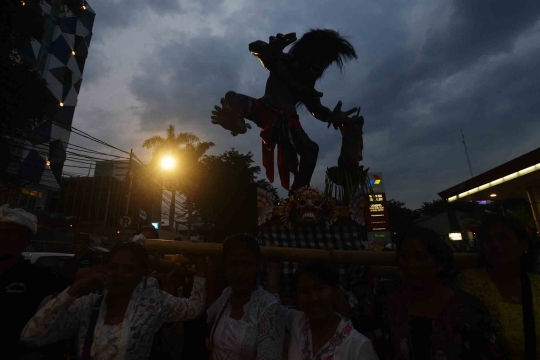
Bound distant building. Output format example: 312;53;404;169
414;211;475;251
3;2;96;211
439;146;540;234
94;160;130;180
49;161;162;239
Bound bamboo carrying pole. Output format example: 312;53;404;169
144;240;480;268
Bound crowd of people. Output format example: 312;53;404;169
0;203;539;359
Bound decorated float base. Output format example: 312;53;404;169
258;221;366;297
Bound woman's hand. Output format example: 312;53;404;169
68;269;108;297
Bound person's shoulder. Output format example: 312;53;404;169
527;273;540;293
458;268;484;279
211;287;231;307
456;268;486;288
346;328;378;358
528;272;540;284
144;276;161;290
452;289;488;311
347;327;372;344
220;286;232;299
256;288;284;317
443;289;493;325
258;287;281;305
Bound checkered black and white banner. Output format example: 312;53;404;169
258;224;366;297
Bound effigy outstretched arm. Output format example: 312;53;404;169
211;92;263;136
303;93;358;130
224;91;263;126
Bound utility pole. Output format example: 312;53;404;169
125;149;133;216
78;177;88;229
169;183;176;233
103;177;112;225
461;128;474;178
187;195;192;240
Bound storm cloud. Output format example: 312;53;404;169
72;0;540;208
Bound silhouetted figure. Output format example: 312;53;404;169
21;242;207;360
0;205;65;359
62;233;101;282
206;234;285;359
456;216;539;359
359;226;503;359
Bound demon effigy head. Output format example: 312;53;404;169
281;187;338;228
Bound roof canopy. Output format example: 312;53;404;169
438;147;540;202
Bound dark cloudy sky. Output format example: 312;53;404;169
70;0;540;209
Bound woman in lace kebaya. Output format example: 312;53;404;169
21;242;207;360
206;234;286;360
268;260;379;359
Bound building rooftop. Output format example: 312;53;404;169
438;146;540;203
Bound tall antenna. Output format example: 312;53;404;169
461;128;474;178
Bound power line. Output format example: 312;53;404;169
8;133;130;161
52;120;131;155
7;143;106;166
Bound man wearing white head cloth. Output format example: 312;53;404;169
0;204;66;359
0;204;37;273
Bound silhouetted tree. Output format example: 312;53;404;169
387;199;420;241
256;179;281;205
193;149;260;241
142;124;214;233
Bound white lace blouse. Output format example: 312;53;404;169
286;310;379;360
208;286;286;360
21;276;206;360
94;324;122;359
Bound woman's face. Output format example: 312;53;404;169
223;247;259;292
296;273;337;321
482;224;527;267
107;249;144;293
398;237;444;290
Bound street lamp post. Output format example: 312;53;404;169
161;155;177;233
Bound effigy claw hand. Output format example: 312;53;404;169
329;101;359;130
211;98;248;135
269;32;297;52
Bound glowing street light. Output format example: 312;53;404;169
161;156;176;170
